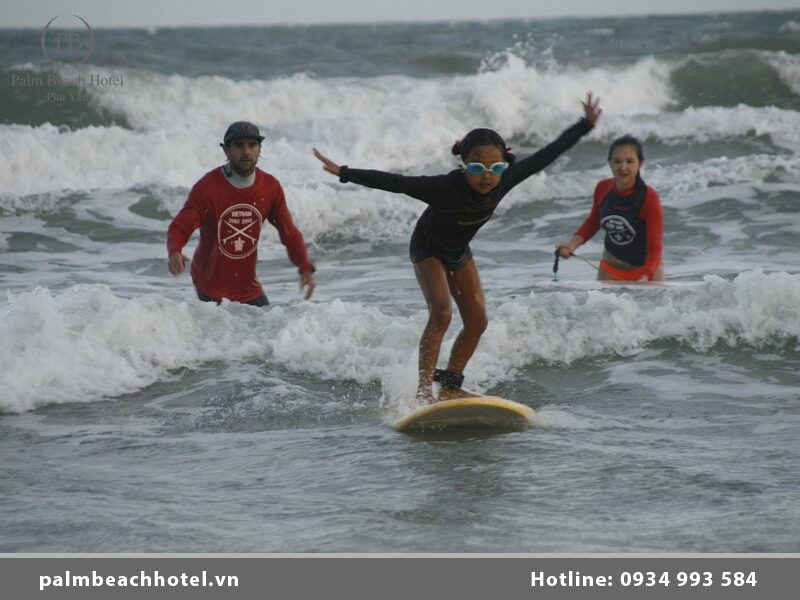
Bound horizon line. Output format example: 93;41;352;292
1;7;798;30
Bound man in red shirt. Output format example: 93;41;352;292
167;121;315;305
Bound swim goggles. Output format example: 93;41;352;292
462;161;508;176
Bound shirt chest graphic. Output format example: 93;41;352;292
217;203;263;259
599;191;643;246
600;214;637;245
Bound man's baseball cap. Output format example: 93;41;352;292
223;121;265;145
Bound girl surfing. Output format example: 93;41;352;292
314;93;601;403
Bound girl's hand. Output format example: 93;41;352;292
582;92;602;126
555;243;576;258
313;148;341;177
555;234;584;258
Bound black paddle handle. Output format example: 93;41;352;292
552;249;560;280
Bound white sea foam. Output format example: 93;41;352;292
3;52;799;206
0;286;266;413
527;406;598;429
778;20;800;33
0;123;215;199
494;153;800;215
76;53;674;138
761;50;800;96
605;356;799;403
1;136;797;266
2;270;797;414
605;105;800;151
645;154;800;205
587;28;616;37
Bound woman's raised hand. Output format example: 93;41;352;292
313;148;341;177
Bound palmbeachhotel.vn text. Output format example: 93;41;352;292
39;570;239;591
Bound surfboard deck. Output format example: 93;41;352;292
394;396;534;433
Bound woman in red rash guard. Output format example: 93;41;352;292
556;135;664;281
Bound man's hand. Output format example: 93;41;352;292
168;252;187;275
300;271;316;300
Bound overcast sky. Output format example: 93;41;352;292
4;0;800;28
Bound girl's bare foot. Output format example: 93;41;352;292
416;389;437;404
437;387;482;401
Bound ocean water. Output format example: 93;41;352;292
1;12;799;552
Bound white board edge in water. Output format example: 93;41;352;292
538;279;707;291
394;396;535;432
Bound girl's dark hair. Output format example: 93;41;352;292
451;128;516;165
608;135;644;161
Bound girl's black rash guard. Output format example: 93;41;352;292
338;118;594;257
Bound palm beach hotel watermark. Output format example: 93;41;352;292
12;71;124;104
10;15;124;104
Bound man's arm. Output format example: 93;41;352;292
268;186;316;299
166;188;204;275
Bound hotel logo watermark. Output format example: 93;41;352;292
10;16;124;106
40;15;94;63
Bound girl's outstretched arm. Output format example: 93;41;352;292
311;148;450;205
582;91;602;125
503;92;600;189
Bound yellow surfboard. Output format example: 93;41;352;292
394;396;534;433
